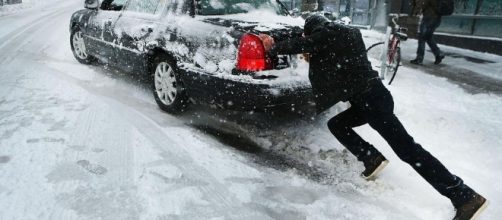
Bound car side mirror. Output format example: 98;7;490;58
85;0;99;10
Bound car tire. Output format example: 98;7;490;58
70;27;95;64
152;54;189;114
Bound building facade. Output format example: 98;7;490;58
391;0;502;38
291;0;501;39
437;0;501;38
289;0;501;53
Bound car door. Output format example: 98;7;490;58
111;0;166;73
85;0;128;63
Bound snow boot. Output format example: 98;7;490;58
434;54;445;65
410;58;423;65
362;154;389;180
453;193;488;220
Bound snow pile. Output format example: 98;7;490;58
202;9;305;29
209;0;224;10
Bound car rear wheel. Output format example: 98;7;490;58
70;28;95;64
152;55;189;113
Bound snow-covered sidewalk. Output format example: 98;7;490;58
362;29;502;95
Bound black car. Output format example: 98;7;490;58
70;0;312;113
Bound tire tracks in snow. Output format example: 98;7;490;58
0;3;76;63
33;60;275;219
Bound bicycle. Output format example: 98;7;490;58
366;14;408;85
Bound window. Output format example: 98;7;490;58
453;0;477;14
111;0;128;6
100;0;128;11
166;0;183;13
126;0;162;14
479;0;502;16
197;0;280;15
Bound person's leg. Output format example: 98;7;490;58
327;106;382;163
369;111;463;194
369;111;480;205
423;17;443;59
412;20;428;64
358;83;476;205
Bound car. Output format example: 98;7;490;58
70;0;313;114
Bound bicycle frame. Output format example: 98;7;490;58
378;14;405;80
379;26;392;79
388;35;400;64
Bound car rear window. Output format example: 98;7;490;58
197;0;280;15
126;0;164;14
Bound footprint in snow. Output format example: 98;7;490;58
26;137;65;144
77;160;108;175
68;145;87;151
264;186;322;205
91;148;105;153
0;156;11;164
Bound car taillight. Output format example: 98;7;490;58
236;33;272;72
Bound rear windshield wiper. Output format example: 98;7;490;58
275;0;291;16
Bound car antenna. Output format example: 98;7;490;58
275;0;291;16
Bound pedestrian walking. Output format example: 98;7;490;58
411;0;446;65
261;15;487;220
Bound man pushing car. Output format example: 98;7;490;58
260;15;487;220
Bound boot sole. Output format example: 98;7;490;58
470;199;489;220
363;160;389;181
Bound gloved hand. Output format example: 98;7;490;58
259;34;275;52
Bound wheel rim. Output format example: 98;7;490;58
154;62;177;105
72;31;88;60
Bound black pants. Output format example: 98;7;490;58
416;16;442;61
327;80;474;205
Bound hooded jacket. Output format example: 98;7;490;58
269;20;378;113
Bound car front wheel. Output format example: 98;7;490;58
70;28;95;64
152;55;189;114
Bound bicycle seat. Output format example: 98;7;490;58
396;32;408;41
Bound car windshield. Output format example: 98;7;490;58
198;0;282;15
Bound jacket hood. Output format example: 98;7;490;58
304;15;329;36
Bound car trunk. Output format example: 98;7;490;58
201;17;303;74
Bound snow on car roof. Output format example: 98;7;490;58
197;9;305;31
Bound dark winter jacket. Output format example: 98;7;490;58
269;22;378;113
422;0;440;18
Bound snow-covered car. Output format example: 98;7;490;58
70;0;312;113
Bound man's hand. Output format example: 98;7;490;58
259;34;275;52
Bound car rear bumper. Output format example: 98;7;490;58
179;65;313;111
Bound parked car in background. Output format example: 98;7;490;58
70;0;312;114
1;0;23;6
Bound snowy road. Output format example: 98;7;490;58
1;1;501;220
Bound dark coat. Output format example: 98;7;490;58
269;22;378;113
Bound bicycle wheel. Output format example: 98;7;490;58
366;42;386;78
387;47;401;85
366;42;384;52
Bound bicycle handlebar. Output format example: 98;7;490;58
388;13;409;17
391;17;398;28
388;13;406;29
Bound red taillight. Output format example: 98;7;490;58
236;33;272;72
